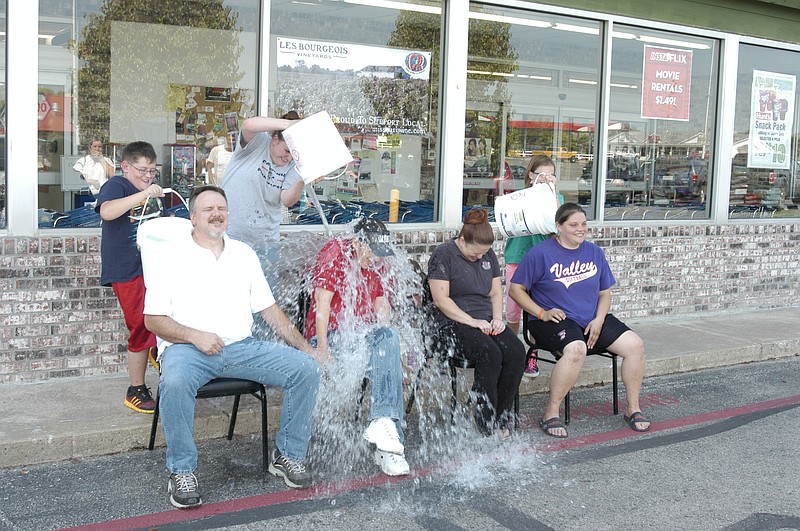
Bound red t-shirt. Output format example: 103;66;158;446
305;238;385;339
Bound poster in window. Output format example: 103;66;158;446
275;37;431;137
167;83;249;148
224;112;239;133
747;70;796;169
205;87;232;102
641;45;692;121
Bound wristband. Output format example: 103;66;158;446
538;308;545;320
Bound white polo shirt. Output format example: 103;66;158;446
143;231;275;353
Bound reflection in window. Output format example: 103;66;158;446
270;0;442;225
607;27;718;220
730;44;800;219
38;0;259;228
465;4;601;217
0;1;5;229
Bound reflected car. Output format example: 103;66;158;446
580;153;644;181
651;157;708;204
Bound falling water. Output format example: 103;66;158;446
256;226;540;489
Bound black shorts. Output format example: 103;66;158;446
527;314;631;354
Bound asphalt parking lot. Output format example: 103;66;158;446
1;356;799;530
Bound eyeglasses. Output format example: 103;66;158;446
128;164;159;177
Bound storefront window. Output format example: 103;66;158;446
0;1;5;229
607;26;718;220
730;44;800;218
465;4;601;214
269;0;442;225
38;0;259;228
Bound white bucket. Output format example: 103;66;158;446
494;183;558;238
282;110;353;184
136;217;193;285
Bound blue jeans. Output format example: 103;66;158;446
313;326;404;443
158;337;321;474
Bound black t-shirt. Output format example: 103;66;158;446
427;238;500;324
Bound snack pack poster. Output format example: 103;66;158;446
747;70;796;169
641;45;693;121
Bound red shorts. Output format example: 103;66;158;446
112;275;156;353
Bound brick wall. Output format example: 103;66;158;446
0;235;128;383
2;222;799;383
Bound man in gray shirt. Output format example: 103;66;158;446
220;111;305;253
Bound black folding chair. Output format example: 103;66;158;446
149;377;270;472
522;310;619;425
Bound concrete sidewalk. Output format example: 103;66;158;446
2;307;799;469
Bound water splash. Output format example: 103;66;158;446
256;228;540;487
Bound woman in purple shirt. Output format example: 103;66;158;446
510;203;651;438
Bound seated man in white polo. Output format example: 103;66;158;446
143;185;330;509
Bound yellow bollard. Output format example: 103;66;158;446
389;188;400;222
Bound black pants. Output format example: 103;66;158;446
437;322;526;432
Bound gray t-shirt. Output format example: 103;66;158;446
427;238;501;325
220;131;300;249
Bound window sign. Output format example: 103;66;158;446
275;36;434;209
641;46;693;121
276;37;431;136
748;70;796;169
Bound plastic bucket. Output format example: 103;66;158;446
282;110;353;184
494;184;558;238
136;217;193;284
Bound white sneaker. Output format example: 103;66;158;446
374;449;410;476
363;417;404;455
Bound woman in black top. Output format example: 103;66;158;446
427;208;526;437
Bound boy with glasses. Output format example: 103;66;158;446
96;141;166;413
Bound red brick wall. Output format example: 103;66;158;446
2;222;799;383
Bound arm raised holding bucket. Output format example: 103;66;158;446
502;155;563;381
240;112;308;207
219;110;304;264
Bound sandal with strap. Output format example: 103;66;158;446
539;416;568;438
624;411;652;432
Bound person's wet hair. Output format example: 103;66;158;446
458;208;494;246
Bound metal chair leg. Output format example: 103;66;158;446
612;354;619;415
148;393;160;450
227;395;242;440
449;363;458;423
259;387;269;473
355;376;369;421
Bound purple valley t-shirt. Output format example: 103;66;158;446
512;236;615;328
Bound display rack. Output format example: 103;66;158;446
164;144;196;204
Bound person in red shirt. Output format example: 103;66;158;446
305;218;410;476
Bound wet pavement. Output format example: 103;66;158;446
1;356;799;530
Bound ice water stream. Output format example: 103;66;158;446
255;228;540;490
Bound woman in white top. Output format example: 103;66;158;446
73;138;115;195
